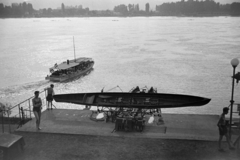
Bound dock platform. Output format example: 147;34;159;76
16;109;222;141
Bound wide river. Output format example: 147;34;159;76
0;17;240;115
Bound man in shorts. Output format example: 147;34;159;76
217;107;235;151
45;84;55;110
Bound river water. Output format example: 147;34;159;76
0;17;240;115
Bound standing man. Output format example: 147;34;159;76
45;84;55;110
217;107;235;151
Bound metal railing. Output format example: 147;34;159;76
0;90;47;133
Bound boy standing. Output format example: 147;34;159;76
45;84;55;110
217;107;235;151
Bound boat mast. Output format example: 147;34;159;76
73;36;76;62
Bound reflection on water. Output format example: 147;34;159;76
0;17;240;115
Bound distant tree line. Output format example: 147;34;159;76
231;2;240;15
0;2;34;18
37;3;90;17
156;0;240;16
113;4;151;16
0;0;240;18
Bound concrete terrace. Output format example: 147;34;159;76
15;109;227;141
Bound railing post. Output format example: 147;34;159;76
8;110;11;133
18;104;21;122
28;99;31;119
21;107;25;125
1;111;4;133
44;90;47;110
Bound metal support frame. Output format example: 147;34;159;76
229;66;236;140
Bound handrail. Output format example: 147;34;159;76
10;90;45;110
1;90;47;133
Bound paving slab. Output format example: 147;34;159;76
15;109;238;141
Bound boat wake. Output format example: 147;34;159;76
0;80;51;99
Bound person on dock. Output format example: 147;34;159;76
45;84;55;110
217;107;235;152
32;91;42;130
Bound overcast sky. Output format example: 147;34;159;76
0;0;239;10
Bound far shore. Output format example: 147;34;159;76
1;14;240;19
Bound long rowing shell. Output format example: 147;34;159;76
53;92;211;109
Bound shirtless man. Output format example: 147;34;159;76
217;107;235;151
45;84;55;110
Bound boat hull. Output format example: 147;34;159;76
45;62;94;82
53;92;211;109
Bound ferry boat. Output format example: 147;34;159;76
45;37;94;82
45;57;94;82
